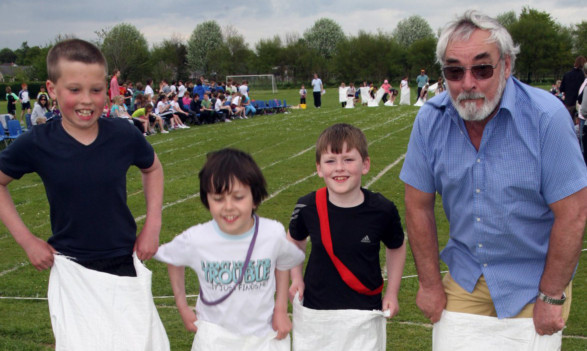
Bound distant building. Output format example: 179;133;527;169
0;63;33;82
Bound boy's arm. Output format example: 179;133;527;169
167;264;198;332
272;269;292;340
382;242;406;318
135;153;164;260
286;230;307;301
0;171;56;270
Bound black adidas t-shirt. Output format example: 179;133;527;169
0;118;155;261
289;188;404;310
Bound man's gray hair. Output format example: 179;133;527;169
436;10;520;71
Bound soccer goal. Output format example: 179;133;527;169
226;74;277;94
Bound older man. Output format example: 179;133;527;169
400;10;587;350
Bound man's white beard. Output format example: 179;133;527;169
450;66;506;122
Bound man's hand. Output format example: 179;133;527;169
533;299;565;335
416;283;446;323
382;294;400;319
22;236;56;270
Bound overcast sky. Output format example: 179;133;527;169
1;0;585;51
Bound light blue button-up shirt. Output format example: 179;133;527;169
400;77;587;318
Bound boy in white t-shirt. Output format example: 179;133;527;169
154;148;305;350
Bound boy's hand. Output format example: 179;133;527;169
272;309;292;340
134;228;159;261
178;305;198;333
288;279;305;302
382;294;400;319
22;236;56;271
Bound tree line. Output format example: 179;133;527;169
1;7;584;87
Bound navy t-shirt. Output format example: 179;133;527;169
289;188;404;310
0;118;155;261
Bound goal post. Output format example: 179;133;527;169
226;74;277;94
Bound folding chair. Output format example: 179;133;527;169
0;124;6;146
6;119;23;144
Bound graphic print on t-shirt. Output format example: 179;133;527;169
202;259;272;292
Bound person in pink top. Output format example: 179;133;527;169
381;79;392;103
109;69;121;102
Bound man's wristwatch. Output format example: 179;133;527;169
538;291;566;305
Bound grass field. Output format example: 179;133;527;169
0;88;586;350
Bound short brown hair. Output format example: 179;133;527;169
315;123;369;163
47;39;107;82
199;148;268;211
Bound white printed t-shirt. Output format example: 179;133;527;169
154;216;305;337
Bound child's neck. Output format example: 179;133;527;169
327;187;364;208
61;120;99;146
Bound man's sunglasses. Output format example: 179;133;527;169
442;63;499;81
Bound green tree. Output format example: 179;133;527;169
497;11;518;30
0;48;17;64
187;21;224;75
224;26;254;75
571;21;587;57
254;36;284;74
100;23;150;81
150;36;188;82
407;37;439;79
509;7;572;82
282;38;322;83
334;31;404;83
303;18;345;59
393;16;435;48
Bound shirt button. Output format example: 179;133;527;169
476;217;481;222
477;158;481;163
483;263;488;267
478;243;483;248
476;189;481;193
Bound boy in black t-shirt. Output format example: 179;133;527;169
287;123;406;350
0;39;168;349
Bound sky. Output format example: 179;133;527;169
1;0;585;51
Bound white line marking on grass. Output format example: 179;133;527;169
135;193;201;222
0;262;28;277
12;183;41;191
394;321;433;328
265;172;318;202
262;145;314;170
365;154;406;189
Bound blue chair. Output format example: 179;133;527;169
0;123;6;146
25;113;32;131
6;119;23;142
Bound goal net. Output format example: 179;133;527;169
226;74;277;94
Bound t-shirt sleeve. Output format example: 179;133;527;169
273;222;305;270
539;105;587;204
153;229;194;267
129;123;155;169
399;110;436;193
382;201;405;250
288;194;312;241
0;132;35;179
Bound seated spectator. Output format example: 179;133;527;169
132;104;167;134
156;94;183;130
169;94;190;129
31;95;50;125
188;93;202;125
242;94;256;117
182;91;192;112
230;92;246;119
110;95;132;118
200;93;217;124
550;80;563;101
214;93;233;122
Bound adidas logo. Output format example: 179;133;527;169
360;235;371;244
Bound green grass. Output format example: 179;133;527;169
0;89;586;350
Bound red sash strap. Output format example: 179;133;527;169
315;187;383;296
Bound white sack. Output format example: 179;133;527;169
384;100;395;107
400;87;410;105
433;310;562;351
292;294;387;351
192;320;290;351
339;87;349;103
345;96;355;108
360;87;370;104
48;254;170;351
414;98;425;107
